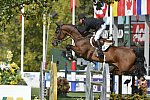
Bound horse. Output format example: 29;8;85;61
52;24;146;76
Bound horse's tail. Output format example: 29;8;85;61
133;49;147;77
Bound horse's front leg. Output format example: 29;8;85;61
66;44;82;55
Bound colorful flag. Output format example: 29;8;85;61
125;0;134;16
112;0;126;17
94;2;107;18
132;24;145;43
112;1;118;16
133;0;136;15
137;0;147;15
147;0;150;14
118;0;125;16
20;15;22;22
98;0;150;17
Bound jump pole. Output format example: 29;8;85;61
86;62;94;100
144;15;149;75
49;62;57;100
71;61;76;91
100;55;110;100
86;61;110;100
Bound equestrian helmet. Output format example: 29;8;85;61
78;14;86;20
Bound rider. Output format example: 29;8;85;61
78;13;110;57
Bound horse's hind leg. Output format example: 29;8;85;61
109;66;116;73
109;66;122;75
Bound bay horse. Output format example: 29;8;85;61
52;24;146;76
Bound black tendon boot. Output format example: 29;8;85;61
96;40;104;58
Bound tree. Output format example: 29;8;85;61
0;0;120;71
0;0;73;71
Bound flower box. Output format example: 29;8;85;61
0;85;31;100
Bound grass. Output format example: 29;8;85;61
31;88;150;100
31;88;99;100
32;88;39;96
31;88;100;100
67;92;100;98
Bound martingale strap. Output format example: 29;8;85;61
90;36;95;47
87;49;96;59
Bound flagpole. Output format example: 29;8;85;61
21;5;24;76
110;5;113;41
72;0;75;55
71;0;76;92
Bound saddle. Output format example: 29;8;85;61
90;36;114;51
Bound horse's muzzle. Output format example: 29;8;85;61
52;39;61;46
52;41;58;46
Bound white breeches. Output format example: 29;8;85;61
94;23;106;41
94;17;110;41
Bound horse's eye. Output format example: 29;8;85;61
55;29;60;34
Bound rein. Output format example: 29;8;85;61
62;36;70;41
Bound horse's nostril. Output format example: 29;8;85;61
52;41;58;46
57;40;61;43
52;42;55;46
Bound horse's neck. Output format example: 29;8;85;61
65;26;83;41
71;31;82;40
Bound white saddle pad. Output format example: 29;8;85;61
90;36;112;51
102;42;112;51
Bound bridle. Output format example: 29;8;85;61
55;24;76;42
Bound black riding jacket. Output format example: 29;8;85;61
78;17;104;34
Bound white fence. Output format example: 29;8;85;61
22;72;150;95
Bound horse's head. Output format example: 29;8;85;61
52;23;67;46
52;23;83;46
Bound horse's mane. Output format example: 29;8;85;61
62;24;76;28
62;24;83;35
63;24;79;30
62;24;94;39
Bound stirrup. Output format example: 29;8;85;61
96;46;104;58
97;50;104;58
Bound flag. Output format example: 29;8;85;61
94;2;107;18
125;0;134;16
112;0;125;17
70;0;76;12
111;0;150;17
147;0;150;14
137;0;147;15
20;15;22;22
118;0;125;16
133;0;136;15
132;24;145;43
112;1;118;16
111;0;149;23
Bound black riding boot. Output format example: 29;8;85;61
96;40;104;58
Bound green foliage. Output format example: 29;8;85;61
1;0;110;72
